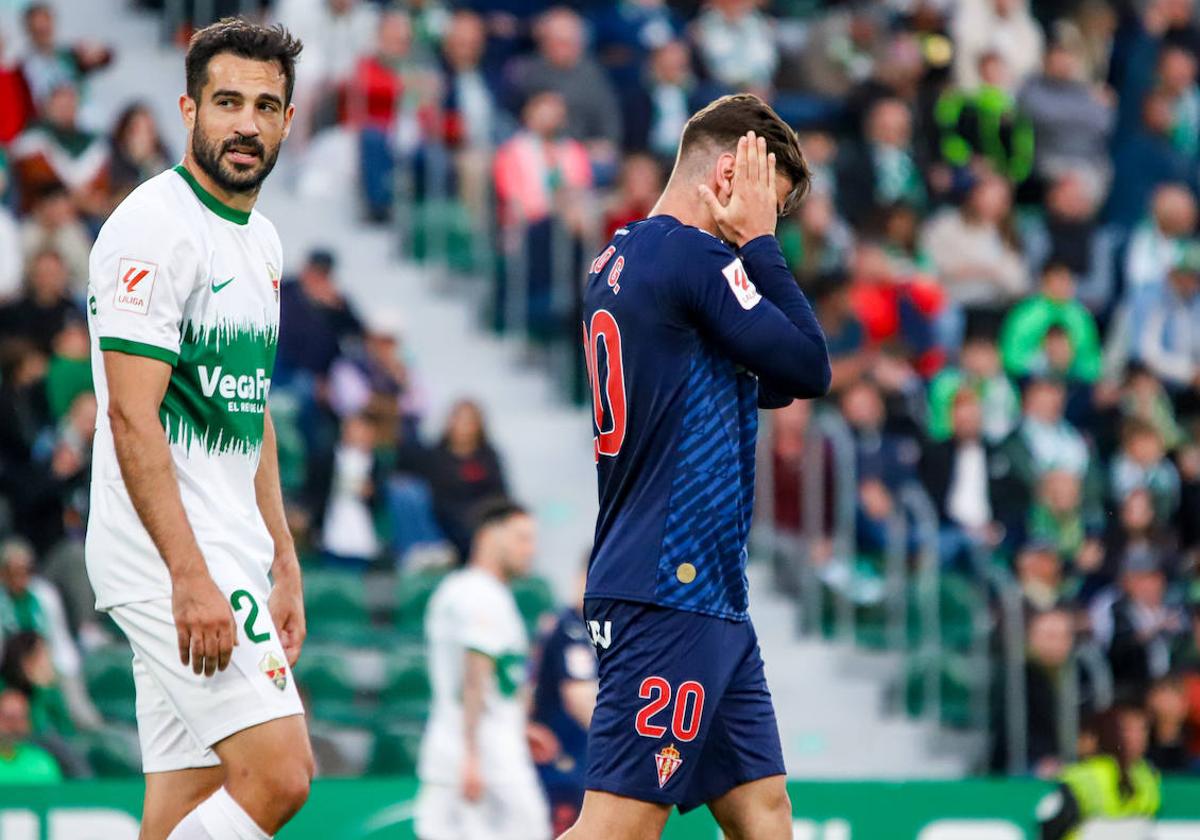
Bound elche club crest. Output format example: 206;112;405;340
267;263;280;303
654;743;682;788
259;652;288;691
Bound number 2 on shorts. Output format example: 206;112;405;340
230;589;271;643
635;677;705;742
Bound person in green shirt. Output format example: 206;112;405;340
1038;705;1160;839
928;333;1020;443
1000;261;1103;383
936;51;1034;185
0;688;62;784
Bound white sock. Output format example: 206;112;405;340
166;787;272;840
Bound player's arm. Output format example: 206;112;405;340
104;351;237;677
691;133;831;401
562;680;598;729
94;210;235;678
257;406;305;666
461;649;494;801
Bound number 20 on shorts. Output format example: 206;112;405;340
635;677;705;742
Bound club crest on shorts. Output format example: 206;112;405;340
259;652;287;691
654;743;682;789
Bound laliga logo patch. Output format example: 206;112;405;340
721;258;761;310
259;652;288;691
655;743;683;788
113;257;158;315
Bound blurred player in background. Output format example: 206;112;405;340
415;499;552;840
567;94;831;840
531;560;598;834
84;18;311;840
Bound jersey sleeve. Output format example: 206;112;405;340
89;203;202;366
456;584;509;659
664;231;831;399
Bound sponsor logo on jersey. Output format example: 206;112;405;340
113;257;158;315
590;245;616;275
259;652;288;691
721;257;761;310
198;365;271;414
587;619;612;649
654;743;682;788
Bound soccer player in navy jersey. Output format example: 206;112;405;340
563;95;831;840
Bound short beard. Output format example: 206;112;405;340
190;118;280;195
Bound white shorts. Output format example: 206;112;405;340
109;584;305;773
414;778;550;840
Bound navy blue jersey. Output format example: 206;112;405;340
581;215;830;621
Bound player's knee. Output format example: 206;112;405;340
265;761;312;823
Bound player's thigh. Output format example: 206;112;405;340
140;766;224;840
706;774;791;840
212;712;314;806
561;790;671;840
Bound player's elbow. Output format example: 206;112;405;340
788;352;832;400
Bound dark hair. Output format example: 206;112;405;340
185;18;303;106
0;631;45;696
679;94;811;215
473;498;529;534
111;102;168;155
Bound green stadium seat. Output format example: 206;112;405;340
512;575;556;635
304;569;371;642
295;649;358;703
380;652;432;724
77;727;141;777
84;645;136;724
367;723;423;775
394;570;447;638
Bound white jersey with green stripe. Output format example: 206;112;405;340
85;166;283;610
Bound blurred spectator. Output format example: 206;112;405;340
1138;245;1200;402
991;607;1075;775
590;0;683;94
1111;419;1181;525
1154;46;1200;165
846;242;943;375
11;83;109;218
19;2;111;109
0;689;61;784
1000;261;1101;383
278;0;378;124
927;332;1020;444
622;39;698;163
1018;39;1114;195
328;315;423;440
410;399;509;560
510;7;622;172
276;249;365;384
1102;488;1173;597
922;174;1029;349
1023;173;1112;311
800;6;888;105
316;414;384;567
769;399;835;550
1095;546;1186;702
779;193;853;283
1014;540;1066;611
1175;436;1200;553
602;153;662;241
1028;468;1102;573
1146;674;1193;772
346;9;425;223
0;28;35;146
1106;91;1198;231
0;632;73;740
691;0;777;97
19;184;93;294
437;10;499;219
105;102;171;207
0;184;18;301
0;250;82;354
951;0;1043;93
836;98;927;229
1125;185;1196;296
531;566;595;835
920;388;1005;569
936;51;1034;185
810;272;869;391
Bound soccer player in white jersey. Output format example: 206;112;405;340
84;19;311;840
416;500;552;840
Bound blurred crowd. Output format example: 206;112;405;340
8;0;1200;789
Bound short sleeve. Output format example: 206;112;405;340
89;204;201;366
456;583;509;659
562;641;598;681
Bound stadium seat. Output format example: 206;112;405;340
295;648;358;703
380;652;432;724
83;645;136;725
512;575;556;635
367;722;423;776
393;570;447;638
76;727;141;778
303;569;372;642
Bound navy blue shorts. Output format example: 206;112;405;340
582;598;786;813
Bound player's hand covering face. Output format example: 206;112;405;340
185;53;294;194
698;131;791;248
